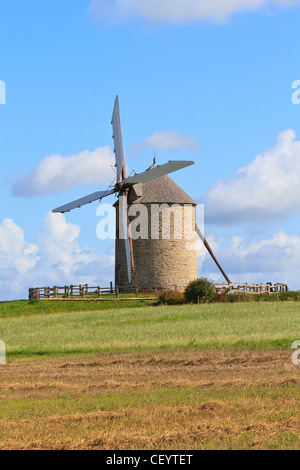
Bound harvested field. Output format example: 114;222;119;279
0;348;299;450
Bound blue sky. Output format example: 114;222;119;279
1;0;300;299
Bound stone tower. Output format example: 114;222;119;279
115;170;198;292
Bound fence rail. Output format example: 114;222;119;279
28;283;160;300
29;282;289;300
214;282;288;295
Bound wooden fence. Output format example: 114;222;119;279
214;282;288;295
28;283;159;301
29;282;288;300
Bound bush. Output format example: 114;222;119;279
158;291;186;305
214;290;228;303
224;293;240;303
184;278;215;304
222;292;300;303
278;291;300;301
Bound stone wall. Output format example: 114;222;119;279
115;202;198;291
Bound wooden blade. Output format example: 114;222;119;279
126;189;135;274
124;161;194;184
119;192;134;283
52;189;115;213
111;96;125;183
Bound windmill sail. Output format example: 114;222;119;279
111;95;126;182
52;189;115;213
124;161;194;184
112;96;133;282
52;95;197;288
119;194;131;282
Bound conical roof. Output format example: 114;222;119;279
129;173;196;205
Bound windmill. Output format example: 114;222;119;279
53;96;230;288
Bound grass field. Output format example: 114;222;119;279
0;298;152;319
0;301;299;450
0;302;299;357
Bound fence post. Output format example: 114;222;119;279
97;286;101;298
110;281;113;294
116;286;119;299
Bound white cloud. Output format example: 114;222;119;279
89;0;299;24
0;213;114;301
129;130;200;155
198;230;300;289
201;129;300;225
13;146;115;197
0;219;39;278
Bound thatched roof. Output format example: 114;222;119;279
129;173;196;205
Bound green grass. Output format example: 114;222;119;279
0;384;295;421
0;389;218;420
1;302;299;359
0;298;152;319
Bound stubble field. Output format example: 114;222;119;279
0;302;299;450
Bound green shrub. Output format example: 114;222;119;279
222;292;300;303
214;290;228;303
278;291;300;301
224;293;239;303
158;291;186;305
184;278;215;304
224;293;275;303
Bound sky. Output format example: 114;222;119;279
1;0;300;300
